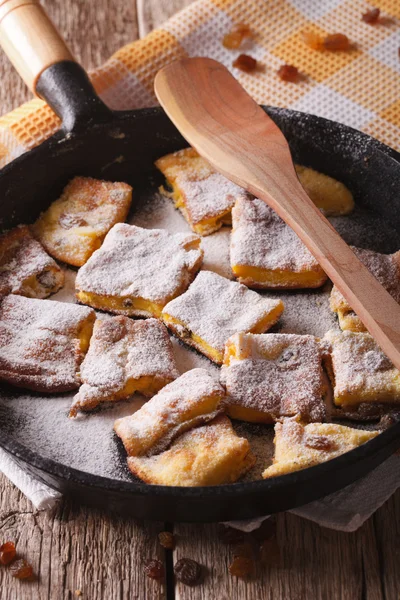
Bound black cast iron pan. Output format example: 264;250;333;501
0;0;399;522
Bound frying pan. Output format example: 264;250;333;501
0;0;399;522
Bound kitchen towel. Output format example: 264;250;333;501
0;0;400;530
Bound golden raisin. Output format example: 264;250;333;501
0;541;16;566
144;559;165;580
362;8;380;23
158;531;175;550
305;434;333;450
223;31;243;49
277;64;300;82
59;213;88;229
174;558;202;586
9;558;34;580
232;54;257;73
323;33;351;51
302;31;324;50
233;23;253;38
229;555;254;578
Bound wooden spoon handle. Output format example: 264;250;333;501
0;0;74;93
155;57;400;369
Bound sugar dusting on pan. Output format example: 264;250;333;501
0;182;399;484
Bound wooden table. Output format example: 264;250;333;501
0;1;399;598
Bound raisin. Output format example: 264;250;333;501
123;298;133;307
9;558;34;580
229;555;254;578
223;31;243;49
305;434;333;451
158;531;175;550
378;414;398;430
302;31;324;50
0;541;16;565
277;64;300;82
217;524;244;545
174;558;202;586
36;270;56;290
232;54;257;73
59;213;88;229
362;8;380;23
323;33;350;51
223;23;252;49
144;559;165;580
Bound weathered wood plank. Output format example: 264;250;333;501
172;496;400;600
0;0;138;114
0;473;166;600
137;0;194;38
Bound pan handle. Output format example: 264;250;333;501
0;0;111;132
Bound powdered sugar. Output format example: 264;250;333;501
231;196;321;273
76;223;203;303
114;368;225;456
0;295;94;392
0;226;64;298
163;271;283;355
221;332;326;422
71;317;179;414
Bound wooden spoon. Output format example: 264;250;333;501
155;57;400;369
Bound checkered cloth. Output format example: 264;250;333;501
0;0;399;167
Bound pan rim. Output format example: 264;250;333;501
0;105;399;508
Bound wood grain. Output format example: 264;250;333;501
155;56;400;370
0;473;166;599
0;0;138;113
1;1;400;599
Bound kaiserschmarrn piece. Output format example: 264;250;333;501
330;248;400;332
128;415;256;486
0;225;64;298
230;197;327;289
76;223;203;318
32;176;133;267
262;418;378;478
295;165;354;216
114;368;226;457
69;317;179;416
155;147;248;236
323;329;400;419
221;332;326;423
162;271;284;364
0;295;95;392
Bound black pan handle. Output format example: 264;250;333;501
0;0;111;132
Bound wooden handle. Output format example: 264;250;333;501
155;58;400;370
0;0;74;93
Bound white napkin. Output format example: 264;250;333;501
1;446;398;530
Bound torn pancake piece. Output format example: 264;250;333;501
76;223;203;318
263;418;378;478
0;225;64;298
32;176;133;267
128;415;256;486
330;248;400;332
295;165;354;216
162;271;284;364
114;368;226;457
230;196;327;289
70;317;179;416
0;295;95;392
221;332;326;423
155;147;248;236
322;329;400;419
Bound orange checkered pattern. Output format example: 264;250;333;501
0;0;399;167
